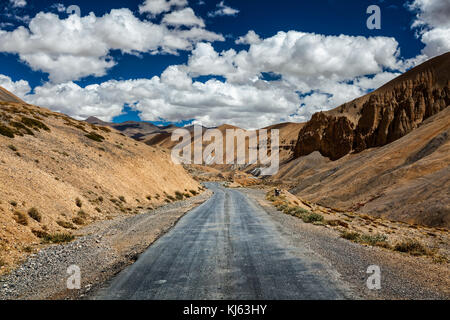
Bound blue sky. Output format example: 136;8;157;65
0;0;449;128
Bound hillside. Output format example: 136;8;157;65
274;53;450;228
86;117;162;141
90;117;304;174
294;52;450;161
0;93;201;270
275;106;449;227
0;87;24;104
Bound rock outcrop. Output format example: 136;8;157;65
294;52;450;161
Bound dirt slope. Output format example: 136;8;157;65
274;106;450;228
0;87;24;104
293;52;450;160
0;97;200;272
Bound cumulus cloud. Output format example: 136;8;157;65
0;74;31;99
162;8;205;27
186;32;402;87
0;9;223;82
16;75;298;129
9;0;26;8
3;30;406;129
235;30;261;45
208;1;239;17
139;0;188;16
408;0;450;58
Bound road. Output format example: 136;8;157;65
95;183;352;300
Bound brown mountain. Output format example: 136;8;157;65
86;116;162;141
275;53;450;228
1;91;200;269
0;86;24;104
293;52;450;161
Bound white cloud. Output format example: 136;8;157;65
139;0;188;16
7;30;406;129
16;75;299;129
235;30;261;45
208;1;239;17
186;32;402;87
51;3;66;13
0;9;223;82
408;0;450;58
162;8;205;27
10;0;26;8
0;74;31;99
0;25;409;129
409;0;450;29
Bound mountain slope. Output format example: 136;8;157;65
0;96;201;270
274;52;450;228
293;52;450;161
0;86;24;104
275;106;449;227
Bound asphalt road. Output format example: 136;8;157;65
95;183;352;300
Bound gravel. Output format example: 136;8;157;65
0;191;212;300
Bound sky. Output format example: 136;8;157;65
0;0;449;128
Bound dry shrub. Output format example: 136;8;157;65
394;239;431;256
13;211;28;226
28;207;42;222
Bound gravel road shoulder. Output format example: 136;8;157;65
241;188;449;300
0;191;212;300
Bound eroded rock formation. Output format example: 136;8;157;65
294;52;450;161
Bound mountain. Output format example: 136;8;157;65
1;91;201;268
275;53;450;228
91;117;304;168
0;86;24;104
293;52;450;161
86;117;162;141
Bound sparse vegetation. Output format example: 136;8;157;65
85;131;105;142
72;217;85;226
57;220;77;230
118;196;126;203
394;239;430;256
42;233;75;244
340;231;390;248
8;145;17;151
190;190;198;196
13;211;28;226
166;195;176;202
77;210;88;219
21;116;50;131
28;207;42;222
301;212;324;224
10;201;17;207
0;124;15;138
75;198;82;208
32;229;48;238
175;191;184;200
10;121;34;135
327;219;349;228
341;231;360;241
98;126;111;133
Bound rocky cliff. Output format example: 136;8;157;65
294;52;450;160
